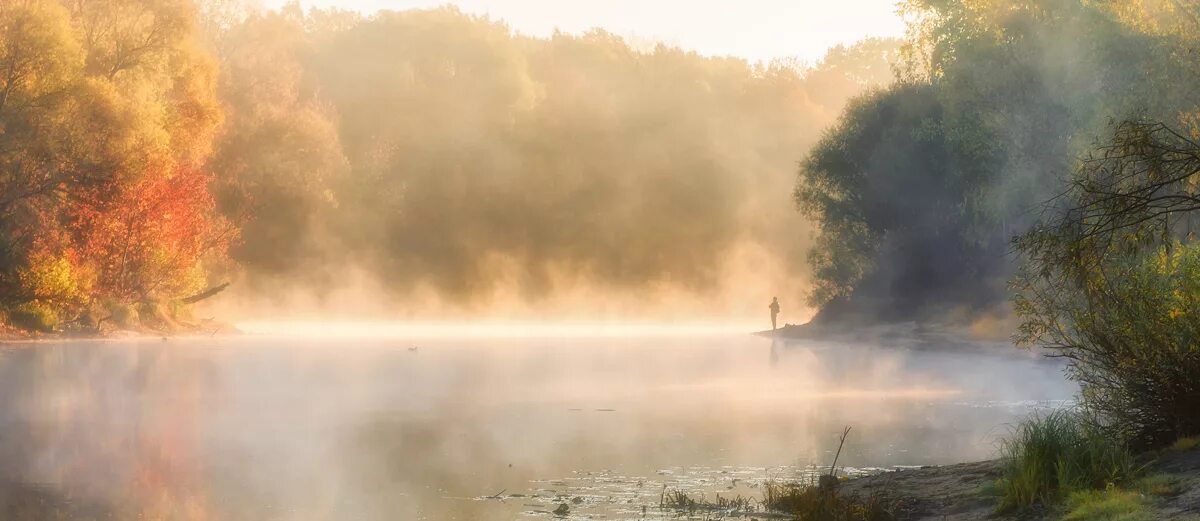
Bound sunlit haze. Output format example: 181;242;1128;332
262;0;907;63
2;0;1194;518
238;320;766;339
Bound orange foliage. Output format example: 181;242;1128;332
69;168;232;302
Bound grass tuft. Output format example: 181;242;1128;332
762;480;894;521
996;410;1137;511
1133;474;1177;497
1169;436;1200;452
658;488;755;514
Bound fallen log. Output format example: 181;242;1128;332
177;282;231;305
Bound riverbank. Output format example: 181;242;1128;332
838;445;1200;520
756;319;1014;350
0;319;238;344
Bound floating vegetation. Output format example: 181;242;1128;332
659;487;758;516
477;460;901;520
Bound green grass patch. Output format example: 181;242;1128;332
1169;437;1200;452
1133;474;1178;497
995;410;1137;511
1061;488;1151;521
1053;474;1177;520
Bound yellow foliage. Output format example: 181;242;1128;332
1098;0;1200;39
17;251;91;310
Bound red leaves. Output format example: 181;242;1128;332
69;167;231;301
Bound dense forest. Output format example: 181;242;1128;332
3;0;1199;341
0;0;900;330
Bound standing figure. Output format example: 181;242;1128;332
769;297;781;330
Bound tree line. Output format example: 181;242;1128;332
797;0;1200;446
1;0;898;330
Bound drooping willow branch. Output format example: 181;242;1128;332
1017;120;1200;277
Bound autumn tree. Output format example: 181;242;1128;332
0;0;225;330
204;5;346;282
198;4;899;308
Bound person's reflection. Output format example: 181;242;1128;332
769;337;782;367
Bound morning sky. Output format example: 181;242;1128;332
261;0;907;64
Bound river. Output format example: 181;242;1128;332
0;324;1073;520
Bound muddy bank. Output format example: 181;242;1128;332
841;460;1008;521
841;448;1200;520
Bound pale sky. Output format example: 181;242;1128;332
263;0;907;64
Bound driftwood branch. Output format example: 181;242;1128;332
829;426;852;477
177;282;230;305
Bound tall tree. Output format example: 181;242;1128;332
1;0;225;326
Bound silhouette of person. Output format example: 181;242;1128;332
769;297;781;330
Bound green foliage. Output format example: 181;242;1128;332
795;82;1005;311
996;410;1138;511
1017;200;1200;448
801;0;1198;321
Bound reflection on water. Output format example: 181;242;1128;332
0;330;1072;520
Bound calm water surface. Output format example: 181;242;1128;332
0;328;1072;520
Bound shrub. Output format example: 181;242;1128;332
1014;122;1200;450
996;410;1137;511
5;301;60;333
1015;243;1200;448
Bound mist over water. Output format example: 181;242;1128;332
0;329;1072;520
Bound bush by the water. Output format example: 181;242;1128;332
4;302;59;333
1017;242;1200;448
996;410;1137;511
1015;121;1200;449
